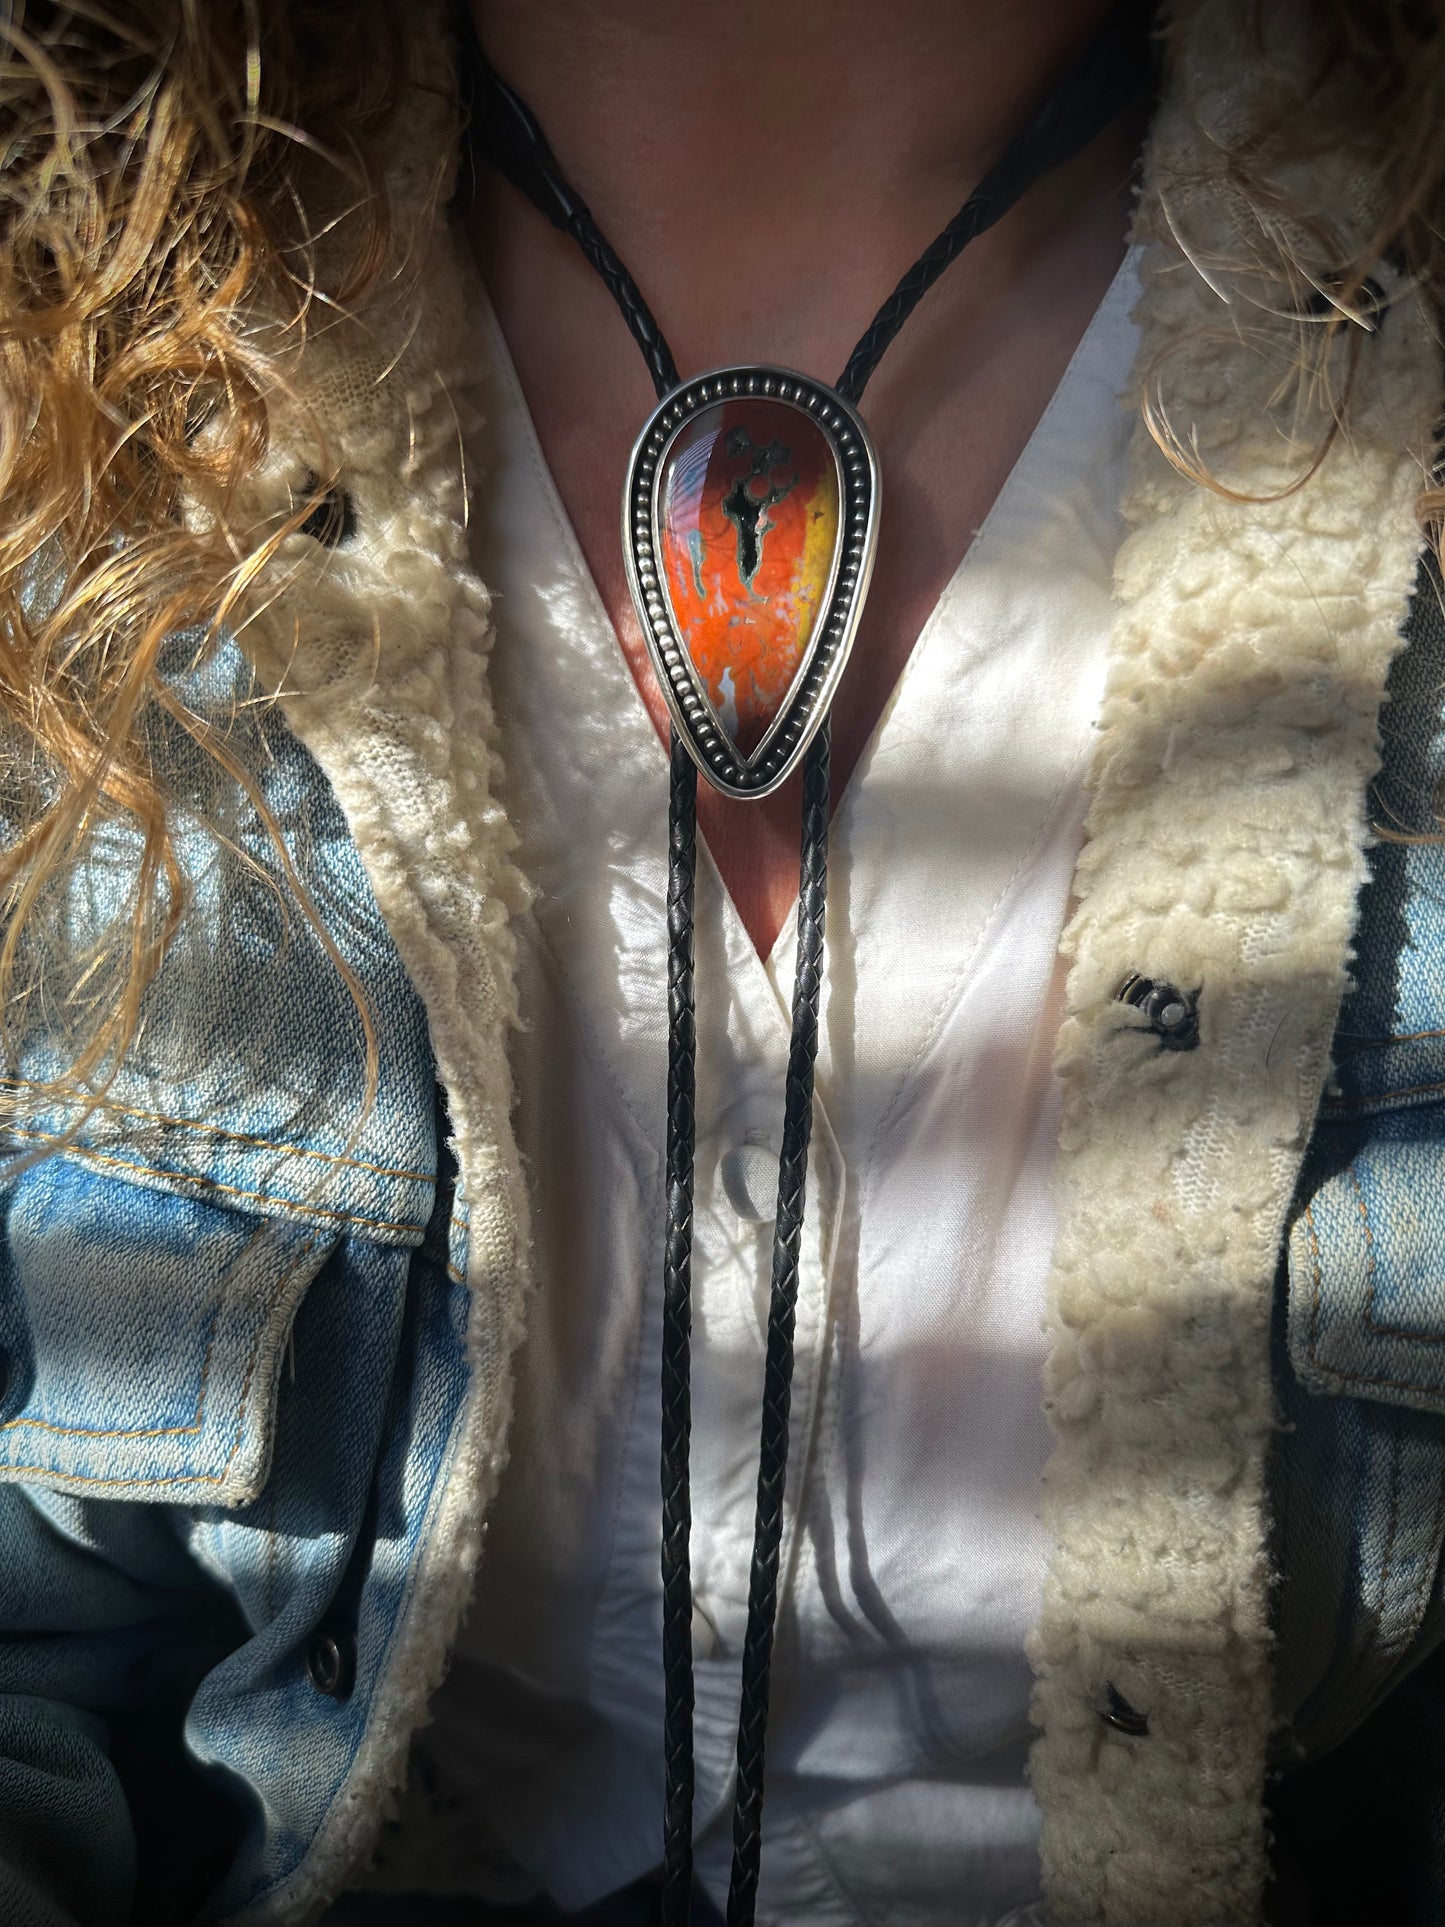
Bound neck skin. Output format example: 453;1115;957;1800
467;0;1144;959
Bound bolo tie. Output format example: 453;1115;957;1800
471;12;1153;1921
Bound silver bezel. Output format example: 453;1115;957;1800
622;365;880;801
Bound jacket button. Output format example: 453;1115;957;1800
1300;273;1387;329
1116;973;1199;1052
297;479;357;548
1099;1682;1149;1737
305;1631;355;1699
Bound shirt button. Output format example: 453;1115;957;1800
719;1138;777;1223
691;1600;722;1661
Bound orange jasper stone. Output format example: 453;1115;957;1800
658;398;840;758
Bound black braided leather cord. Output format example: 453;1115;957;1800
472;58;679;397
470;10;1155;1921
726;725;831;1927
473;60;697;1913
660;731;699;1924
836;0;1155;406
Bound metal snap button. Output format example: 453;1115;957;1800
1300;273;1387;329
305;1630;355;1699
1099;1682;1149;1737
1115;973;1200;1052
298;479;357;549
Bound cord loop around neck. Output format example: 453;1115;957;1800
468;10;1157;1917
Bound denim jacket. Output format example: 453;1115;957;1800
1266;561;1445;1921
9;572;1445;1924
2;8;1443;1926
0;634;470;1926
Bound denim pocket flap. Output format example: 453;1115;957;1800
1321;1029;1445;1120
1288;1124;1445;1415
0;1152;338;1504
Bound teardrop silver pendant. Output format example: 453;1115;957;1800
623;366;880;800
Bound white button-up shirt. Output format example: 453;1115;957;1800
411;253;1139;1927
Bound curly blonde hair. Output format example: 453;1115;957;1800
1142;0;1445;521
0;0;408;1121
0;0;1440;1124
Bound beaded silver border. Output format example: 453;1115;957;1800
623;365;880;801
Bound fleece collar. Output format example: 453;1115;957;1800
213;3;1441;1918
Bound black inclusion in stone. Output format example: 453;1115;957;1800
721;433;796;588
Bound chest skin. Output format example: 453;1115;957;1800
465;120;1141;960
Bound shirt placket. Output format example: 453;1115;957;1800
686;854;846;1834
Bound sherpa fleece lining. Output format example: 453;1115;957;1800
1027;3;1440;1923
203;2;1442;1922
205;13;533;1923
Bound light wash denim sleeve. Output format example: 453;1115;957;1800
0;636;457;1924
0;1692;133;1927
0;1481;240;1926
1274;558;1445;1762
